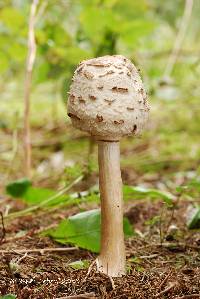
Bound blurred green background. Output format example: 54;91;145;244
0;0;200;190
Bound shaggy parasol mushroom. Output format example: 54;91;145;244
67;55;150;277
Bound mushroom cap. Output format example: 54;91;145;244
67;55;150;140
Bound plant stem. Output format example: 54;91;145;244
163;0;194;78
24;0;39;178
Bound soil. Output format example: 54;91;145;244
0;199;200;299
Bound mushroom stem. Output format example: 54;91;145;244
97;140;126;277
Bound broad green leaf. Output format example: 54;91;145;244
21;187;67;205
0;7;25;32
65;47;91;65
34;62;50;84
187;206;200;229
7;42;26;63
6;179;67;205
123;217;134;237
123;185;175;206
0;295;16;299
79;7;117;44
6;178;32;198
46;209;133;253
113;0;148;18
119;20;156;47
0;52;9;73
68;260;89;270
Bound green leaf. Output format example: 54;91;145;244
6;178;32;198
68;260;89;270
6;179;68;206
119;19;156;47
187;206;200;229
21;187;67;205
123;217;134;237
113;0;148;18
46;209;133;253
7;42;26;63
0;52;9;73
65;47;91;65
123;185;175;206
34;62;50;84
79;7;117;44
0;7;25;32
0;295;16;299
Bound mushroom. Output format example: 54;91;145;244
67;55;150;277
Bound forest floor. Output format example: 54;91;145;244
0;197;200;298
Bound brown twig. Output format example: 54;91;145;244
155;282;176;298
159;205;164;245
56;293;96;299
82;259;97;283
139;242;200;251
164;195;181;237
4;223;57;244
158;270;172;291
0;211;6;244
24;0;39;178
176;295;200;299
0;247;79;255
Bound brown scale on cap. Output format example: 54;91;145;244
76;65;84;74
104;99;116;105
96;114;103;122
132;124;137;133
78;96;85;103
68;113;80;121
83;70;94;80
86;62;111;67
112;87;128;93
69;94;75;104
89;95;97;100
114;120;124;125
138;88;144;95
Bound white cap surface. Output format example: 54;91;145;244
67;55;150;140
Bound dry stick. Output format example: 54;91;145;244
0;247;78;255
0;211;6;244
158;205;164;245
176;295;200;299
56;293;96;299
82;259;97;283
4;223;57;244
139;242;200;251
158;270;172;291
24;0;39;178
154;282;176;298
163;0;194;78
